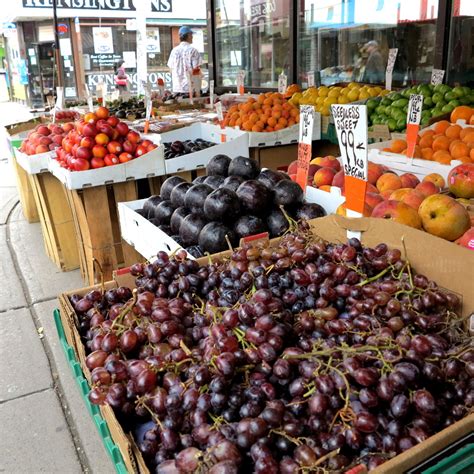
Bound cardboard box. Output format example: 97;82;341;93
58;215;474;474
159;123;249;174
13;147;53;175
48;146;166;190
306;185;345;214
368;145;460;181
117;198;190;262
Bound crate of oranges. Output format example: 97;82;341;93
368;106;474;180
221;92;321;147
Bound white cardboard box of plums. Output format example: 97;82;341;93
150;123;250;175
118;198;194;262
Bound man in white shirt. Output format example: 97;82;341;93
167;26;202;94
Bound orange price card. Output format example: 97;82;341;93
344;175;368;214
296;142;312;191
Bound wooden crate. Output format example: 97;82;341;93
10;154;39;223
29;172;80;271
250;144;297;170
64;181;144;285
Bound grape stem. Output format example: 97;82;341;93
111;289;138;330
357;266;392;286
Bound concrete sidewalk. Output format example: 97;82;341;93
0;102;115;473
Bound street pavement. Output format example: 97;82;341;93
0;102;115;473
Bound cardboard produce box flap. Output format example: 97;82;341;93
309;215;474;318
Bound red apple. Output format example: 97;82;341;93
126;130;140;144
141;139;152;148
35;144;49;153
74;158;90;171
123;140;137;154
107;116;119;127
91;157;105;169
76;146;92;160
104;154;120;166
147;143;157;152
116;122;129;136
63;122;74;132
96;122;114;137
53;135;64;145
92;145;107;159
107;141;122;154
135;144;148;157
82;123;98;137
39;136;52;146
37;125;51;136
448;163;474;199
96;106;110;120
119;152;133;163
80;136;95;148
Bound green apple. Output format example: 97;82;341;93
444;91;457;101
423;96;434;108
452;86;465;98
432;93;443;103
387;119;397;131
442;103;455;113
396;117;407;130
431;108;442;117
448;99;461;108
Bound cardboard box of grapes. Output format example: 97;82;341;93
58;215;473;474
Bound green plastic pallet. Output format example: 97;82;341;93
422;443;474;474
53;309;129;474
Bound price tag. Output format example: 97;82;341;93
332;104;368;214
236;70;245;95
307;71;315;88
84;85;94;112
215;102;226;142
278;73;287;94
296;105;315;191
406;93;424;159
53;86;64;122
430;69;445;85
209;79;215;109
385;48;398;91
144;96;152;133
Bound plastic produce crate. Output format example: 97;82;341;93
53;309;128;474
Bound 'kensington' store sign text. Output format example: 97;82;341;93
22;0;173;12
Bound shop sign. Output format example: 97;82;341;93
250;0;276;21
86;71;173;92
22;0;173;13
89;53;122;68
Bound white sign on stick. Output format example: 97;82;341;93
385;48;398;91
278;73;287;94
331;104;368;181
430;69;445;85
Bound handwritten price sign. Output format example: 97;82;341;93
430;69;445;85
278;74;287;94
307;71;315;88
332;104;368;214
236;70;245;95
406;94;424;159
296;105;315;191
385;48;398;91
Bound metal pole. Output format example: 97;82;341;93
53;0;63;87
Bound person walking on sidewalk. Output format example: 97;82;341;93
114;60;128;95
167;26;202;94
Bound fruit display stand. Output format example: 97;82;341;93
56;215;474;474
63;179;144;285
118;198;193;262
8;151;39;223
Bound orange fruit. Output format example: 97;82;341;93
420;129;435;138
432;150;452;164
249;113;259;124
251;124;263;132
445;124;462;139
418;134;433;148
449;139;462;152
460;127;474;140
266;126;274;132
272;110;282;120
432;135;450;152
450;105;473;124
434;120;451;135
242;121;252;131
267;117;277;127
470;148;474;160
421;147;434;160
461;131;474;144
450;141;470;159
278;117;288;128
390;138;407;153
457;156;472;163
290;108;299;118
288;119;296;127
274;124;284;131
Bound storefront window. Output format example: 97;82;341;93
215;0;291;88
447;1;474;86
80;21;207;94
298;0;439;88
